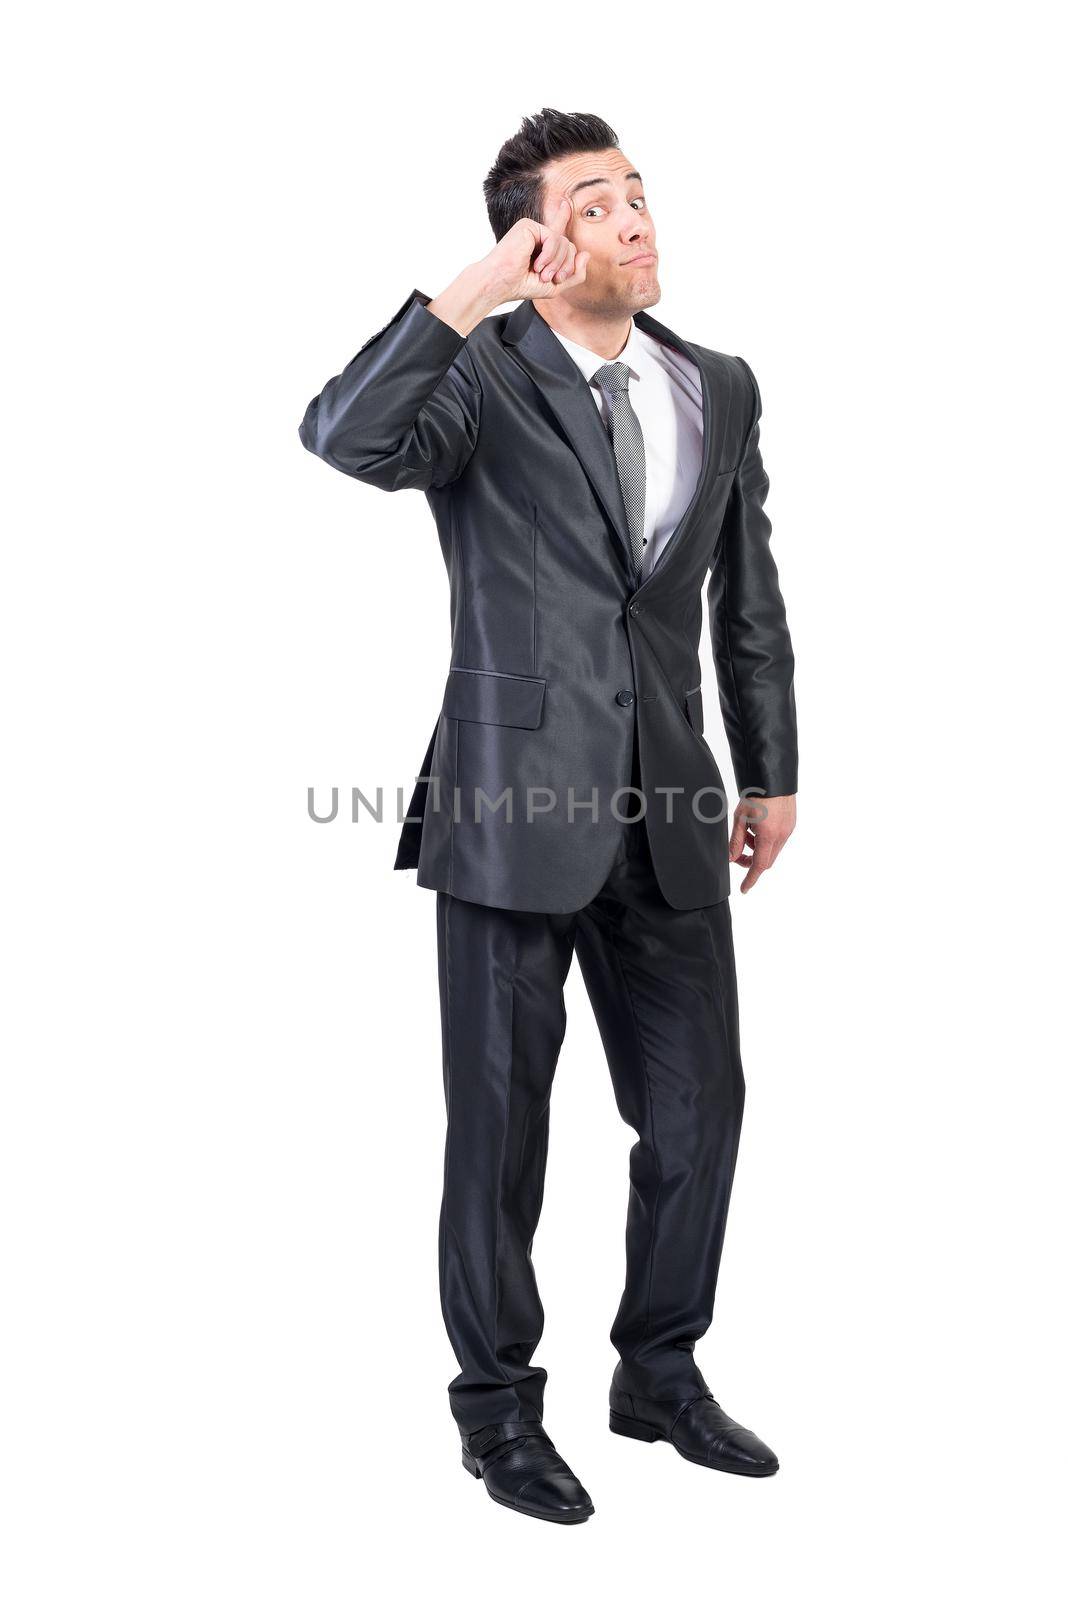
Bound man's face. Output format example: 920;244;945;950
540;147;660;316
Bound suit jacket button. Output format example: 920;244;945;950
616;690;635;707
629;601;641;615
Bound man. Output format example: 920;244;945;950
299;108;797;1525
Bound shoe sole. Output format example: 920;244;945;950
608;1409;779;1476
462;1449;595;1523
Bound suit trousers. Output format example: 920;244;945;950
434;766;745;1431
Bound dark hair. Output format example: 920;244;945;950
483;108;619;241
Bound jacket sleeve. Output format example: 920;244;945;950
707;358;798;797
298;288;482;491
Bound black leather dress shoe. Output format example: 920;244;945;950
609;1384;779;1476
460;1421;595;1523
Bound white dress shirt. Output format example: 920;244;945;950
549;321;705;574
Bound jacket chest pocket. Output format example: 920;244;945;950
442;666;547;728
684;685;704;735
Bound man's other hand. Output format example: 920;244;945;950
729;794;797;894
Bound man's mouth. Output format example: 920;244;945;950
621;251;657;267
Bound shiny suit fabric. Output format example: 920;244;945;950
299;288;797;914
299;286;796;1429
435;781;744;1429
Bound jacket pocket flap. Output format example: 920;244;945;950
442;667;546;729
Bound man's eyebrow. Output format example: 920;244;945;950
567;170;643;197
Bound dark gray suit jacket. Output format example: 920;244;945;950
299;288;797;913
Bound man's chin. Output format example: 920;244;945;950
627;274;661;311
580;273;662;317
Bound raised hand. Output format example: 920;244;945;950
481;197;590;303
427;198;589;335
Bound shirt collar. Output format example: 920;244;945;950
549;320;649;387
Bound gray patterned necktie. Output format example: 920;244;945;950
592;361;646;577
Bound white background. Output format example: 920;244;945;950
3;3;1065;1594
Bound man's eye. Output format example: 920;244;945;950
630;197;646;211
583;205;607;219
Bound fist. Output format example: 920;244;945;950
481;197;590;304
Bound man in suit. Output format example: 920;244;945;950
300;108;798;1525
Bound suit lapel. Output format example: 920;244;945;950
502;300;717;592
503;300;638;583
631;308;715;591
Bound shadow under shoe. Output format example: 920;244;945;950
609;1382;779;1476
460;1420;595;1523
